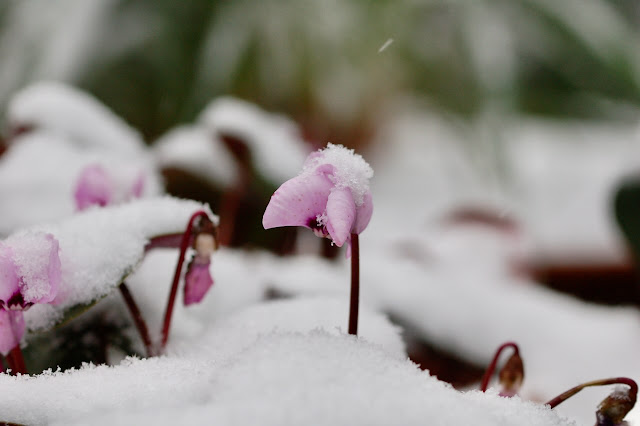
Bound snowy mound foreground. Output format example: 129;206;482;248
0;309;574;425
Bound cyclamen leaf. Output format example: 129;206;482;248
19;196;217;333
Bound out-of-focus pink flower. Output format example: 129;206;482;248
74;164;113;210
74;164;145;211
0;232;61;355
183;232;216;306
263;143;373;249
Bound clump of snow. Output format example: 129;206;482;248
8;331;574;426
198;97;310;183
0;132;161;235
302;143;373;206
21;197;216;331
7;81;145;155
152;125;238;188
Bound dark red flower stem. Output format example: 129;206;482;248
546;377;638;409
118;282;154;357
160;210;210;350
348;233;360;335
6;346;26;375
480;342;519;391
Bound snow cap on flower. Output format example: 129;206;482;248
263;143;373;248
4;231;62;307
0;310;25;356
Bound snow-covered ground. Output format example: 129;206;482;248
1;89;639;425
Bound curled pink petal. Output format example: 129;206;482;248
0;244;19;306
0;310;25;356
353;190;373;234
263;173;333;230
183;258;213;306
325;187;356;247
74;164;113;211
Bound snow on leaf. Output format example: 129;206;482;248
19;197;217;332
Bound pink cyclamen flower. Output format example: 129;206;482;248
74;164;113;210
183;232;216;306
0;232;61;355
263;143;373;249
74;164;145;211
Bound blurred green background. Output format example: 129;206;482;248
1;0;639;144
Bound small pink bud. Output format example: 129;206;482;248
183;226;218;306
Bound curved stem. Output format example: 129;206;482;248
348;233;360;336
160;210;210;350
546;377;638;409
119;282;154;357
480;342;519;391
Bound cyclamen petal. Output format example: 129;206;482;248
353;190;373;235
263;172;333;229
183;258;214;306
0;244;19;305
325;187;356;247
74;164;113;210
0;310;25;356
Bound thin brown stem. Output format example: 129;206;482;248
348;233;360;335
480;342;519;392
160;210;210;350
546;377;638;409
119;282;154;357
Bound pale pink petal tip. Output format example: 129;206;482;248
325;187;356;247
262;173;333;230
353;190;373;234
183;260;214;306
74;164;113;211
0;310;25;356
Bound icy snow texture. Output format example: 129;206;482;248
0;317;573;426
7;81;145;155
198;97;309;183
153;125;238;188
302;143;373;207
6;231;61;304
0;132;161;235
19;197;215;331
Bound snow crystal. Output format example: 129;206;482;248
7;81;145;155
198;97;310;183
303;143;373;207
152;125;238;188
378;38;394;53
